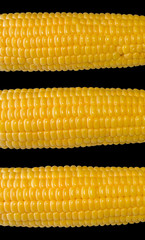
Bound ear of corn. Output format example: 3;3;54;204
0;12;145;71
0;165;145;228
0;87;145;149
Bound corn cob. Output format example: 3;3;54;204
0;165;145;227
1;87;145;149
0;12;145;71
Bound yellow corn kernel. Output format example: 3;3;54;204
0;12;145;71
1;87;145;149
0;166;145;227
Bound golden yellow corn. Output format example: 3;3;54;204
1;87;145;149
0;12;145;71
0;165;145;227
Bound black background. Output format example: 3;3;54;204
0;0;145;238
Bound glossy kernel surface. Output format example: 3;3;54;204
0;12;145;71
0;166;145;227
1;87;145;149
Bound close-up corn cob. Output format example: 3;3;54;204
1;87;145;149
0;165;145;227
0;12;145;71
